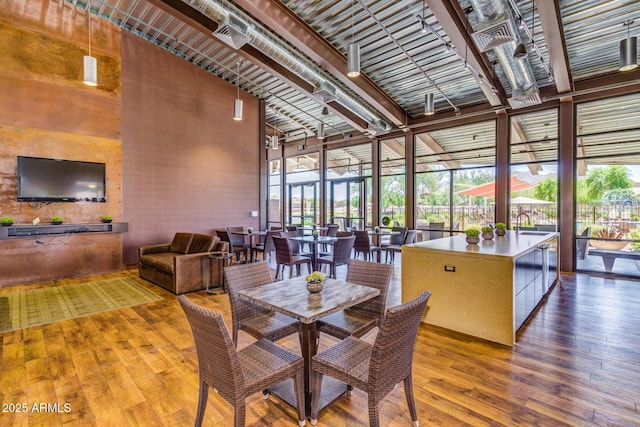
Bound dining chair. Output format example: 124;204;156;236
321;223;340;254
384;228;415;264
216;229;247;264
251;230;280;262
316;235;356;278
380;226;406;248
224;262;301;347
316;259;392;340
177;295;306;427
428;222;445;240
336;230;353;237
309;290;431;427
273;235;312;279
228;226;251;262
576;227;591;260
353;230;382;262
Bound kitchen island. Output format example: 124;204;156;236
402;231;558;346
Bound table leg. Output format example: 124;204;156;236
310;243;317;272
300;322;318;415
602;255;616;272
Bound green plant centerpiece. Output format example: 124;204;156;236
101;215;113;223
495;222;506;236
305;271;325;293
1;217;14;226
51;216;63;225
481;225;495;240
464;224;481;244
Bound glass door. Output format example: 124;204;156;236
329;178;369;230
287;182;317;226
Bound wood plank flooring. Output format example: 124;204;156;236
1;262;639;426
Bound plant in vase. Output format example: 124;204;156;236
590;225;626;250
305;271;325;293
464;225;481;244
101;215;113;223
51;216;63;225
1;217;14;226
481;226;495;240
495;222;506;236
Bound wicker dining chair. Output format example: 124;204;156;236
224;262;301;347
309;290;431;427
273;235;312;279
177;295;306;427
316;235;356;278
384;229;416;264
251;230;280;262
353;230;382;262
216;229;248;264
316;259;392;340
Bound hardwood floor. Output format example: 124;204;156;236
1;261;639;426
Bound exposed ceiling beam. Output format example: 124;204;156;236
536;0;573;97
155;0;370;133
510;118;542;175
426;0;507;107
231;0;408;128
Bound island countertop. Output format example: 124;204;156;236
405;230;557;259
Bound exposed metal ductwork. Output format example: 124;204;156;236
468;0;540;108
187;0;392;135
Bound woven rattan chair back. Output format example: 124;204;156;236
353;230;373;252
346;259;392;321
388;226;407;245
368;290;431;404
224;262;273;344
404;229;417;244
336;230;353;237
333;235;356;266
273;235;294;265
326;224;339;237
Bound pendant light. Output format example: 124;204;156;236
514;0;533;61
317;122;325;139
347;0;360;77
271;135;279;150
233;61;243;121
83;0;97;86
424;93;435;116
620;20;638;72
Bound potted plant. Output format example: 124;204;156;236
1;217;14;226
481;226;495;240
51;216;63;225
101;215;113;223
305;271;325;293
590;225;626;250
495;222;506;236
464;224;481;244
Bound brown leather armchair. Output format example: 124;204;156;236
139;232;229;294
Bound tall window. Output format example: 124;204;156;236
509;109;559;230
415;120;496;236
268;159;281;228
575;93;640;278
285;153;320;226
380;137;406;226
325;143;372;230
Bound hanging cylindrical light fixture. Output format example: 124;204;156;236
317;122;325;139
233;62;243;120
83;0;97;87
424;93;435;116
620;20;638;72
347;0;360;78
271;135;279;150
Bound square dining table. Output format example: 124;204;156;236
237;277;379;417
289;235;338;271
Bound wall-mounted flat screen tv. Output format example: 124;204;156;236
17;156;106;202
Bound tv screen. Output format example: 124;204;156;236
17;156;106;202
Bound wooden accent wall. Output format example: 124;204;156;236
120;33;260;264
0;0;122;287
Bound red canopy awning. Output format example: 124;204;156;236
456;176;533;198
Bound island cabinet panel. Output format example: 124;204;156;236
402;232;559;346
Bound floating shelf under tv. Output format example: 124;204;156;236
0;222;128;239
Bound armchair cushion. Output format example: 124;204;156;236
188;234;218;254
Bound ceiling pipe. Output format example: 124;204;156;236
187;0;392;134
467;0;540;108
